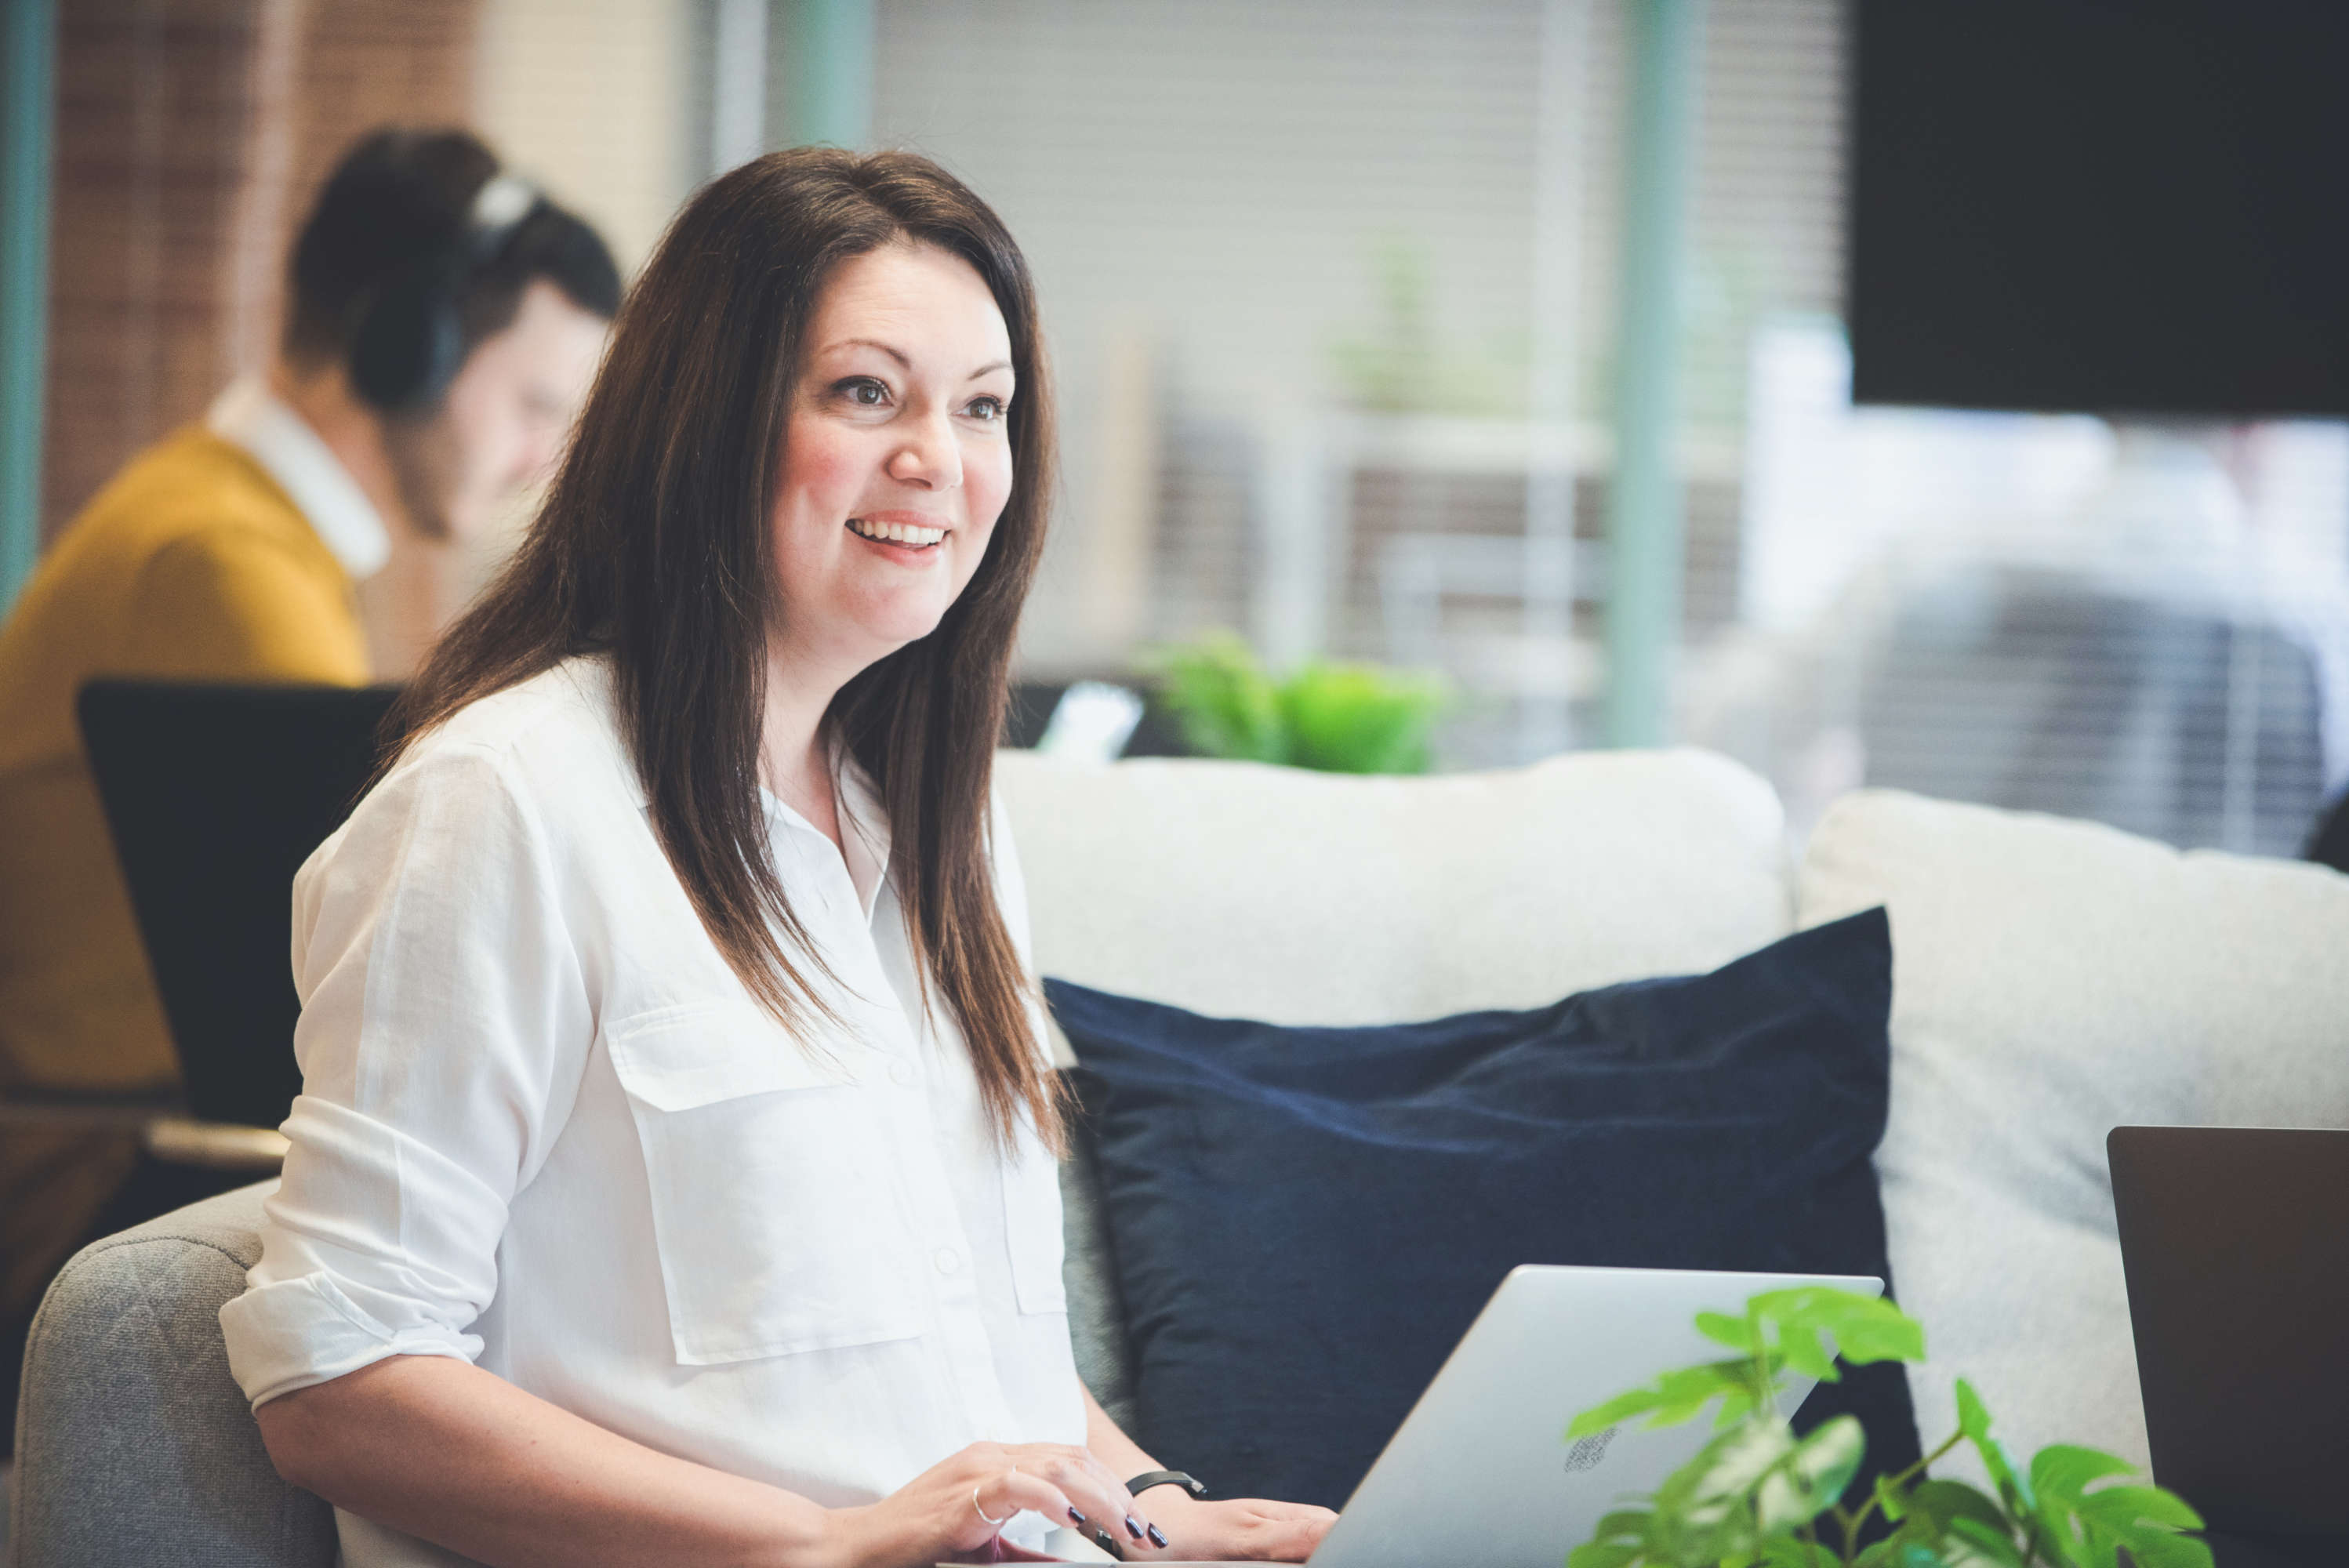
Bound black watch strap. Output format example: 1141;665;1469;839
1126;1468;1207;1500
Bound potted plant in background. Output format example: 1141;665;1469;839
1567;1288;2210;1568
1150;630;1450;775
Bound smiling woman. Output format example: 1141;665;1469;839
212;150;1334;1568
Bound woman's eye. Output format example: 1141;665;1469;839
837;377;889;407
965;395;1007;423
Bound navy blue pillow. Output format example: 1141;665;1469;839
1048;908;1918;1514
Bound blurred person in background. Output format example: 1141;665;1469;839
0;127;619;1450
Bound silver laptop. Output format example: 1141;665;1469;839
960;1261;1886;1568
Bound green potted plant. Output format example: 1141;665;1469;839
1566;1287;2210;1568
1150;630;1448;775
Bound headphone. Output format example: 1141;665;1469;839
348;170;544;414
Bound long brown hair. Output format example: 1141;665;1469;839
393;148;1062;1149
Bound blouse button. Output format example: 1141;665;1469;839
933;1247;962;1276
889;1058;917;1087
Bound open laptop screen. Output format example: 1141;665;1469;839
2109;1126;2349;1546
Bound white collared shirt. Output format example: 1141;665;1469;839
205;377;391;579
219;658;1083;1567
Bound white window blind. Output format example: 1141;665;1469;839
811;1;2346;852
867;0;1849;749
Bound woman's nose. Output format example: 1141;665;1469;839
885;409;963;491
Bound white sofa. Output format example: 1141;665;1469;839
15;746;2349;1566
997;746;2349;1475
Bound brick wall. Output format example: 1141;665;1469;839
42;0;482;542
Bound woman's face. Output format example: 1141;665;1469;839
768;242;1016;681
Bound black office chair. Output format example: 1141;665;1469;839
78;680;403;1130
2309;790;2349;876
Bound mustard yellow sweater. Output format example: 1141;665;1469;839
0;424;369;1314
0;427;367;1307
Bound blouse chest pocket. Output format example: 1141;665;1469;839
604;1004;924;1365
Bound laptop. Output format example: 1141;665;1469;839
77;679;402;1130
2109;1126;2349;1568
954;1262;1884;1568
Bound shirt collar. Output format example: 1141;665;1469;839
833;760;891;920
205;377;391;579
759;753;892;925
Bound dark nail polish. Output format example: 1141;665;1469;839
1147;1523;1170;1549
1068;1507;1087;1526
1127;1515;1145;1540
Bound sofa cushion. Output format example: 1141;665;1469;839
1047;910;1916;1512
11;1179;334;1568
997;748;1795;1026
1798;789;2349;1475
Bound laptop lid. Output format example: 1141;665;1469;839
78;680;401;1129
2108;1126;2349;1541
1304;1263;1884;1568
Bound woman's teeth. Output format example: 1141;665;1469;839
847;517;946;547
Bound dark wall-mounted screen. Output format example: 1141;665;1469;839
1849;0;2349;419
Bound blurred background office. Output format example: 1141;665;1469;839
8;0;2347;852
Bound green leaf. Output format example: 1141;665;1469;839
1150;632;1287;764
1712;1381;1765;1431
2101;1532;2213;1568
2028;1446;2138;1507
1873;1472;1910;1523
1953;1381;2031;1517
1944;1515;2028;1568
1904;1480;2010;1538
1857;1530;1967;1568
1648;1418;1795;1563
1570;1387;1665;1439
2073;1481;2210;1568
1570;1358;1762;1438
2074;1485;2202;1534
1954;1381;1990;1442
1777;1324;1842;1382
1566;1541;1646;1568
1755;1416;1865;1533
1586;1508;1654;1544
1659;1419;1797;1515
1647;1361;1769;1427
1276;659;1448;775
1698;1310;1763;1354
1751;1289;1929;1368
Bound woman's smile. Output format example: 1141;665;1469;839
845;511;951;557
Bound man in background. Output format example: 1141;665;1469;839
0;128;619;1427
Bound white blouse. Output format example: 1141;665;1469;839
219;658;1084;1568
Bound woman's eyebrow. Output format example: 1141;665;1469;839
823;338;1012;383
826;337;913;368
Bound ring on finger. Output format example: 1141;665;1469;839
972;1483;1013;1529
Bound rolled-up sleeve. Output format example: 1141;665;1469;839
220;739;590;1408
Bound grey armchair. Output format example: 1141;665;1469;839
9;1183;331;1566
8;1125;1138;1566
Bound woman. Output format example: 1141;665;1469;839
220;150;1336;1568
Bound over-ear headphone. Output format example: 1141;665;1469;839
348;171;543;414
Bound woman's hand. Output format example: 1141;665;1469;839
1139;1491;1338;1563
836;1441;1170;1567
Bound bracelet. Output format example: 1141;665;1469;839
1125;1468;1207;1500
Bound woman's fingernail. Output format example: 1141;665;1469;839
1126;1515;1145;1540
1068;1507;1087;1525
1146;1523;1170;1549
